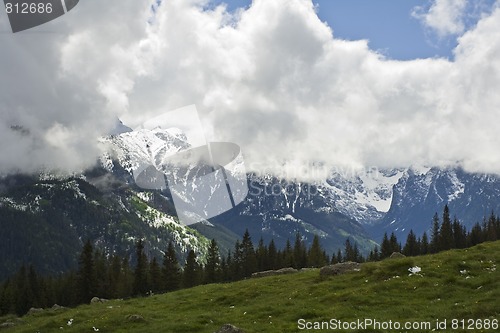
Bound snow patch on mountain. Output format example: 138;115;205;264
100;128;190;174
322;168;405;224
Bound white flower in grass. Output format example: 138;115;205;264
93;327;100;332
408;266;422;276
67;318;73;326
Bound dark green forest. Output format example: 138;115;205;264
1;205;499;317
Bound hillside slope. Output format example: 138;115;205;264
2;241;499;333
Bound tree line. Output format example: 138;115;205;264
369;205;500;260
1;205;499;316
0;230;331;316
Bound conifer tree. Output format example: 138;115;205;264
117;257;133;298
389;232;401;253
439;205;454;250
77;240;96;303
255;237;268;271
486;212;498;241
267;239;278;269
162;241;180;292
283;239;294;267
336;249;343;263
308;235;326;267
149;257;162;293
420;232;429;255
293;233;307;269
240;230;258;277
204;239;221;284
183;250;200;288
133;239;149;295
453;218;467;248
380;232;392;259
467;222;483;246
231;240;242;280
430;213;440;253
403;230;419;256
344;239;357;262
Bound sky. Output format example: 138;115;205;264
1;0;500;180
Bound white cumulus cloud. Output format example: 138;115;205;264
412;0;468;37
1;0;500;180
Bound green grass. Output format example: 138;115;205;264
2;241;499;333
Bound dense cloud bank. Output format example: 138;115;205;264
1;0;499;180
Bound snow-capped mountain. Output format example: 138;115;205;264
3;123;500;279
102;126;500;254
372;167;500;240
321;168;405;224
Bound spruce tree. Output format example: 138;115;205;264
430;213;440;253
162;241;180;292
293;233;307;269
308;235;326;267
380;232;392;259
420;232;429;255
336;249;343;263
255;238;268;272
204;239;221;284
283;239;294;267
133;239;149;295
389;232;401;253
267;239;278;270
149;257;162;293
183;250;200;288
403;230;419;256
439;205;454;250
77;240;96;304
240;230;257;277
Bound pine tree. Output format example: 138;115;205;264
223;251;233;282
368;246;380;261
420;232;429;255
93;249;108;298
308;235;326;267
204;239;221;284
183;250;200;288
240;230;258;277
439;205;454;250
335;249;343;263
255;238;268;272
453;218;467;248
162;241;180;292
267;239;278;270
108;255;122;299
133;239;149;295
293;233;307;269
14;265;31;316
467;222;483;247
283;239;294;268
389;232;401;253
231;240;243;280
117;257;133;298
403;230;419;256
77;240;96;304
344;239;356;262
149;257;162;293
486;212;498;241
430;213;440;253
380;232;392;259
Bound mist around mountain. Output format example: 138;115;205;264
2;125;500;280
